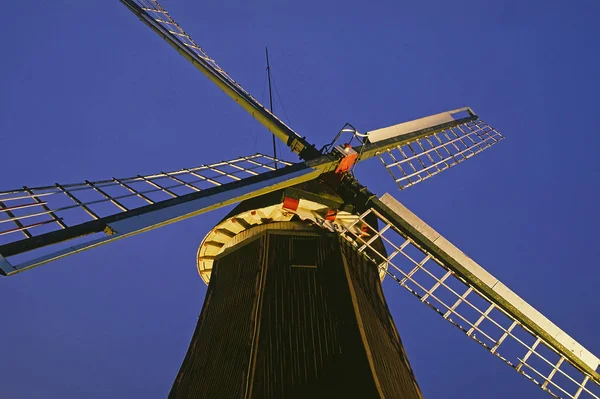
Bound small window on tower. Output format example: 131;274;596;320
290;237;319;269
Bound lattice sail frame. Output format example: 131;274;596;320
121;0;319;159
129;0;260;111
0;154;297;275
376;118;503;190
338;194;600;399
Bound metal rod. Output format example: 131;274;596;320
112;178;155;204
85;180;128;212
0;200;33;238
266;47;277;168
0;201;47;213
24;186;67;229
0;218;61;237
55;183;99;220
137;175;177;198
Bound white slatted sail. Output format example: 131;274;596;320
121;0;320;159
372;108;504;190
125;0;256;111
0;154;289;243
338;193;600;399
0;154;317;276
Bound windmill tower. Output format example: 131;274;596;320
1;1;598;398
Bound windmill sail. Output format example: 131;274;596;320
366;107;504;190
0;154;318;276
120;0;320;160
338;192;599;399
1;106;500;277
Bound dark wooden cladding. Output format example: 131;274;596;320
170;228;422;399
250;234;379;398
340;240;424;398
169;237;265;399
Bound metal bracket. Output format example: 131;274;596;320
0;254;13;276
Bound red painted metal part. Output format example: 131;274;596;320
325;209;337;221
334;144;359;174
282;197;300;212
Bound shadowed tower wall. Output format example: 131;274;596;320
169;226;423;399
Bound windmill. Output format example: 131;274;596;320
1;0;598;398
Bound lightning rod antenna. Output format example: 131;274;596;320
266;47;277;168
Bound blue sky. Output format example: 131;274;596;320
1;1;599;398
